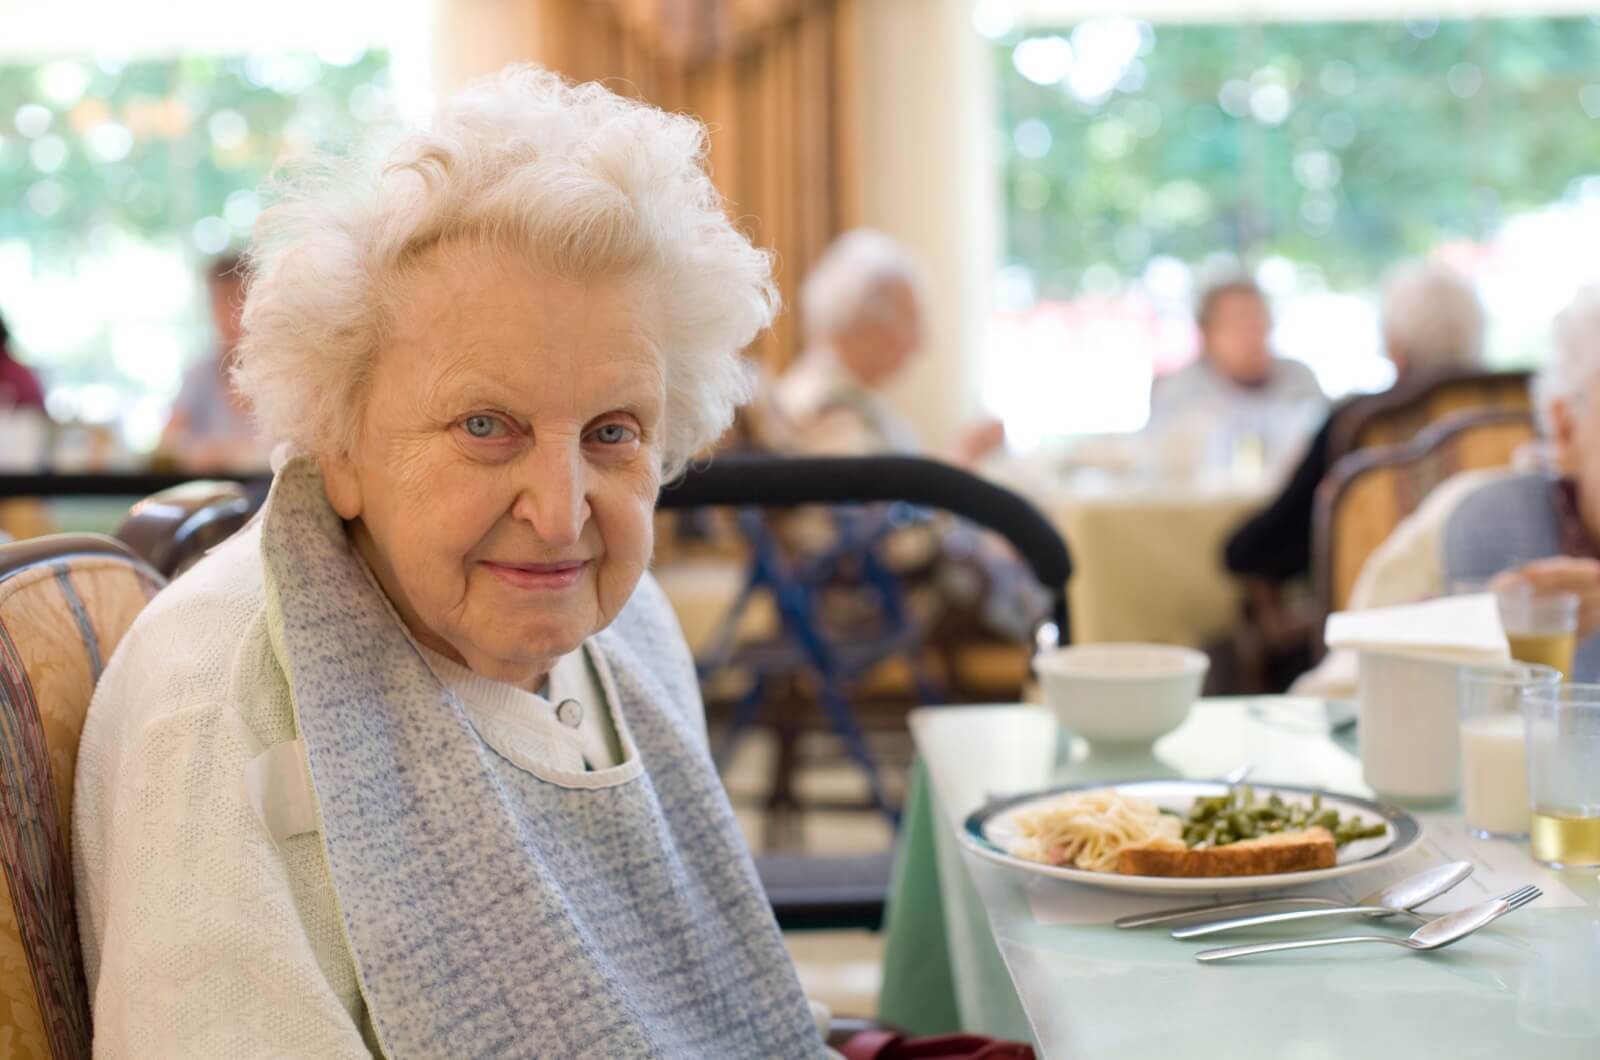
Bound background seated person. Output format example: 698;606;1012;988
155;255;272;472
766;228;1003;467
1147;276;1326;461
1226;260;1486;584
0;310;46;414
751;231;1044;655
1296;286;1600;695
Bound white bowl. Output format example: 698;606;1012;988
1032;643;1209;747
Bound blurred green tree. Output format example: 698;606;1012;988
995;16;1600;295
0;51;391;403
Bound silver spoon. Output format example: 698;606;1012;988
1170;860;1474;939
1116;860;1472;930
1194;885;1540;962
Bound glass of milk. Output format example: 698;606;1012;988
1458;662;1561;839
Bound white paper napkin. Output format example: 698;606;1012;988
1324;592;1510;663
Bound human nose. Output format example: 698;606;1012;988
510;437;591;548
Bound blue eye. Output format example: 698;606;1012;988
462;414;501;438
592;423;636;445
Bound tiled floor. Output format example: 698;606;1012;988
720;728;901;1018
784;930;887;1020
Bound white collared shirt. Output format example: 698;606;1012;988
246;645;627;844
419;644;624;773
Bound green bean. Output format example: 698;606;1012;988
1177;785;1382;850
1337;821;1388;843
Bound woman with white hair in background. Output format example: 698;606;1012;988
765;228;1005;465
1226;260;1488;589
755;229;1048;648
1294;284;1600;695
72;68;829;1057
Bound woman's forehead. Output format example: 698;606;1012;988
385;247;665;407
394;245;648;329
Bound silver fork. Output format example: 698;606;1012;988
1194;886;1541;963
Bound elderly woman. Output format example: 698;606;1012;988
764;228;1004;465
1295;285;1600;695
73;68;826;1057
1226;260;1486;585
750;230;1044;649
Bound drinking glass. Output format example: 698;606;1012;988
1523;684;1600;868
1458;662;1560;839
1497;585;1579;676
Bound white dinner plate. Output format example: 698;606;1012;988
961;779;1424;895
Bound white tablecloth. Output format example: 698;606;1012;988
986;458;1274;647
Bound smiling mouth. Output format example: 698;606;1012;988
480;560;590;591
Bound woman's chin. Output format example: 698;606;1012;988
458;625;590;675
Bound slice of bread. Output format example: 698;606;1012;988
1116;827;1337;877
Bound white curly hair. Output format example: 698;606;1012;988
1534;285;1600;432
234;65;775;479
1380;260;1485;369
798;228;925;343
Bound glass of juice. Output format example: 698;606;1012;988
1497;585;1578;675
1524;684;1600;868
1459;662;1561;839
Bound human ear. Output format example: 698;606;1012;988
1550;397;1579;475
318;450;364;520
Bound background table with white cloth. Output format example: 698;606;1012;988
983;456;1274;646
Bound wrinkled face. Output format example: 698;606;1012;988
321;242;664;688
1203;289;1273;387
834;279;922;387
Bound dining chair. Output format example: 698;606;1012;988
1327;367;1533;467
0;534;165;1059
1312;407;1538;656
1228;370;1534;691
660;454;1071;811
658;454;1072;930
113;479;257;577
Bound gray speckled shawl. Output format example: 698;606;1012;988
259;458;823;1058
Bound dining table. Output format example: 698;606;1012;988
980;456;1275;647
876;697;1600;1058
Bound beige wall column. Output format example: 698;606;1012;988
848;0;995;452
434;0;549;92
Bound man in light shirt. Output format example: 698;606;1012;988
156;255;270;472
1148;277;1326;456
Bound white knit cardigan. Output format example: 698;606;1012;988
74;517;382;1057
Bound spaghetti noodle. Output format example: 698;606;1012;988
1007;788;1184;872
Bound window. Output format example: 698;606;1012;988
984;12;1600;447
0;49;393;451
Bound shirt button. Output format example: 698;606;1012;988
555;699;584;729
